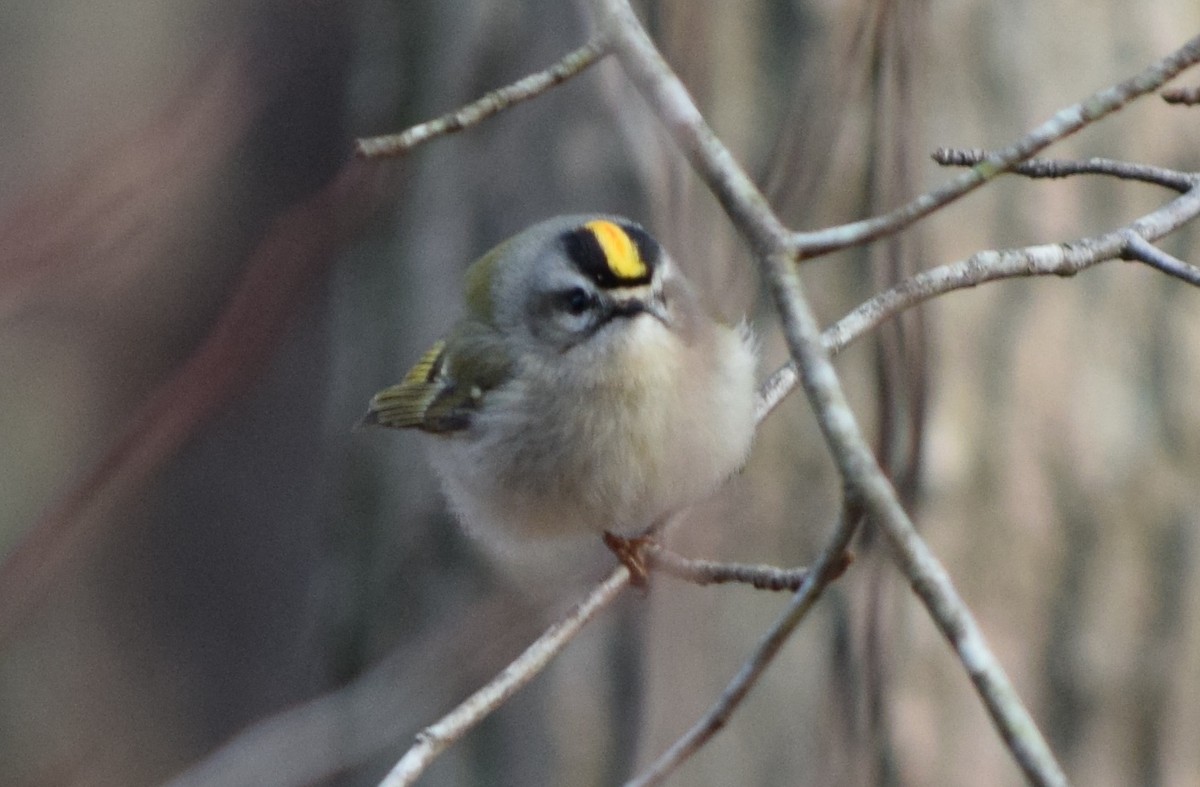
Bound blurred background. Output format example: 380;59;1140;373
2;0;1199;784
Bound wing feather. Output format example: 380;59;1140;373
363;325;512;434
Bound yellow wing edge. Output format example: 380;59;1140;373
362;340;447;430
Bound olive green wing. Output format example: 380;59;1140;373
363;340;455;431
363;327;512;434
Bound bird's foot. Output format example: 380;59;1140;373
602;531;656;590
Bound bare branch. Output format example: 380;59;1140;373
752;362;800;424
791;34;1200;257
355;39;608;158
1162;84;1200;105
644;542;851;592
933;149;1196;192
377;566;631;787
588;0;790;254
745;184;1200;427
751;250;1072;785
592;1;1069;784
1122;231;1200;286
163;598;523;787
627;507;860;787
824;186;1200;356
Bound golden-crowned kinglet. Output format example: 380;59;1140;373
365;215;757;564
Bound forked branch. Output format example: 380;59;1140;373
790;34;1200;256
595;0;1074;783
627;505;861;787
933;149;1196;191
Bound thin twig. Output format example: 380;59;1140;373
163;597;523;787
748;158;1200;428
823;186;1200;357
377;566;630;787
790;34;1200;257
627;507;860;787
1162;84;1200;105
594;1;1072;784
751;184;1200;427
355;39;608;158
643;542;851;592
588;0;790;253
1122;231;1200;286
933;149;1196;192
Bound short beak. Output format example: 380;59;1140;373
611;294;670;326
645;296;670;326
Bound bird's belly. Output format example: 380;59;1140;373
428;321;756;548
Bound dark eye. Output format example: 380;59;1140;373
560;287;594;316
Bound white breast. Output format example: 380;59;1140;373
427;317;757;552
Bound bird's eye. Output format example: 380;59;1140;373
560;287;594;316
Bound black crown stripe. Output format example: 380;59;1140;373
619;223;661;273
561;222;657;288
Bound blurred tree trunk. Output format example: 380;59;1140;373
0;1;353;783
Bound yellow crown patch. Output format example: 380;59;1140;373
586;220;648;282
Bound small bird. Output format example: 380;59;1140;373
364;215;757;580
